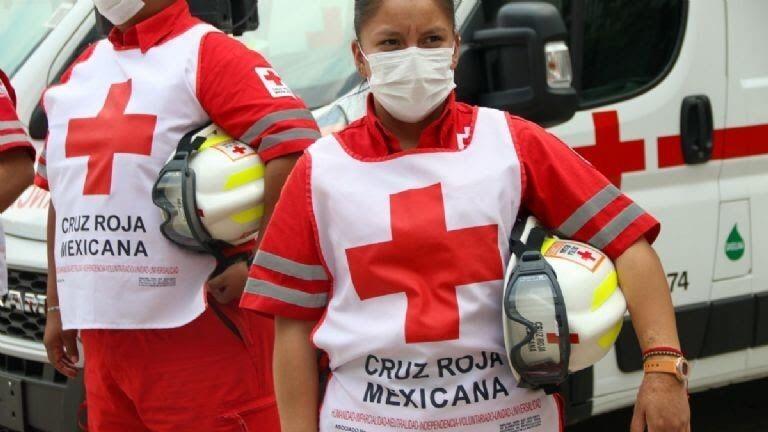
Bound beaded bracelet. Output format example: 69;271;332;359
642;346;684;362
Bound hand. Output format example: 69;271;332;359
207;261;250;304
631;371;690;432
43;311;79;378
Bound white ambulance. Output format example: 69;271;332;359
1;0;766;430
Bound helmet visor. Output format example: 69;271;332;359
152;168;204;251
504;267;569;388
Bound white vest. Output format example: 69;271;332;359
309;108;560;431
44;24;219;329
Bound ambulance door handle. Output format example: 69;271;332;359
680;95;714;165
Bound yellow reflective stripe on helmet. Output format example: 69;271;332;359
591;270;618;311
199;134;232;151
231;205;265;225
541;237;557;254
225;165;265;191
598;320;623;349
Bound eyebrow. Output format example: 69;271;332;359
421;26;450;35
372;29;405;38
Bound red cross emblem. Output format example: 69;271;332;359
263;69;283;86
232;145;246;155
65;80;156;195
547;333;581;344
575;111;645;188
577;250;596;261
346;184;504;343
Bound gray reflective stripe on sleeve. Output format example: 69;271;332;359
558;185;622;236
37;162;47;179
241;109;316;145
254;251;328;281
258;128;321;153
245;280;328;308
0;121;24;131
588;203;646;249
0;134;30;146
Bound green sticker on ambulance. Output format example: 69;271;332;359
725;224;745;261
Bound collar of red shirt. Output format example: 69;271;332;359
107;0;198;53
354;92;477;157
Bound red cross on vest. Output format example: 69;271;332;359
574;111;645;188
263;70;283;86
66;80;156;195
346;183;504;344
232;145;247;154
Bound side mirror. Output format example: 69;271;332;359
96;1;259;36
188;0;259;36
456;2;577;125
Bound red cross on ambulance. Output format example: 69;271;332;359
574;111;646;188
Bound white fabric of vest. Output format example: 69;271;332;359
44;24;219;329
309;108;560;432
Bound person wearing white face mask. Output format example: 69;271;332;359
38;0;321;430
241;1;690;431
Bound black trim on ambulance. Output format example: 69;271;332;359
615;294;766;373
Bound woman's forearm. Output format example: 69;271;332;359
274;316;320;432
616;239;681;352
0;149;33;212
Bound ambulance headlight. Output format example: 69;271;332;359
544;41;573;89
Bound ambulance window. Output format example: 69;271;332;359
556;0;686;107
0;0;73;76
239;0;357;109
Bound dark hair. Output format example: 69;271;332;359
354;0;456;37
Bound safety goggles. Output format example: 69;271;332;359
151;127;215;254
504;243;571;392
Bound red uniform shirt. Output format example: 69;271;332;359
34;0;318;189
0;70;35;158
242;94;660;320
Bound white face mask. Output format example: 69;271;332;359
363;46;457;123
93;0;145;25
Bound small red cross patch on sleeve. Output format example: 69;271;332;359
256;67;294;99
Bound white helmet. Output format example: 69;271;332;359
153;124;265;254
502;216;626;391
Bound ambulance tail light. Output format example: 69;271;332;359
545;41;573;89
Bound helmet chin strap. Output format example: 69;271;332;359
509;215;548;258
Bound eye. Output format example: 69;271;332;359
422;35;445;47
378;39;401;50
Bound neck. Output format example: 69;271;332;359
116;0;176;32
374;99;447;151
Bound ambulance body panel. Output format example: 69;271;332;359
1;0;767;429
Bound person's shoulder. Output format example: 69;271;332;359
501;113;551;143
200;32;269;65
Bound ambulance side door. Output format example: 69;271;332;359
718;0;768;375
543;0;727;413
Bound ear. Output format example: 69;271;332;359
450;33;461;70
351;40;371;80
